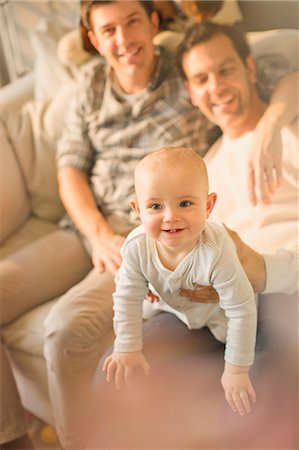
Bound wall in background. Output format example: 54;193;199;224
238;1;299;32
0;0;79;86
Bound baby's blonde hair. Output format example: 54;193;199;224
134;146;209;193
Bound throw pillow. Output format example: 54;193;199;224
30;18;74;101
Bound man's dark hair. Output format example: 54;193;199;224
177;21;251;79
82;0;156;31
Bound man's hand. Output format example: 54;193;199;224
224;226;266;293
180;283;219;303
90;229;125;275
103;351;150;389
146;290;160;303
247;115;283;206
221;364;256;416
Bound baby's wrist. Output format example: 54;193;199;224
224;362;250;375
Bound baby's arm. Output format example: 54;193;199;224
209;226;258;414
103;351;150;390
221;362;256;416
102;231;151;389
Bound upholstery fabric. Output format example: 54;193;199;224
4;101;66;223
30;19;74;101
0;120;30;244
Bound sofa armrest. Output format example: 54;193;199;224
0;118;31;244
0;72;34;112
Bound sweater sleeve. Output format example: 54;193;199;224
113;239;149;353
263;249;298;295
210;231;257;367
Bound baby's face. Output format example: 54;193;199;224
132;164;215;251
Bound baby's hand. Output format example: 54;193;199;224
221;367;256;416
102;351;150;389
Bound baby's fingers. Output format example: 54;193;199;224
106;360;117;384
102;355;112;372
247;383;257;404
238;390;252;415
141;358;150;376
115;364;125;390
124;366;134;388
231;391;248;416
230;388;256;416
225;392;237;414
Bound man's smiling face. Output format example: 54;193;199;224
183;33;257;137
88;1;159;88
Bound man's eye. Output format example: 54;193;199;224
180;200;192;207
150;204;162;210
220;66;234;76
128;18;139;26
195;76;207;85
103;28;114;36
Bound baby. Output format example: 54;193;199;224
103;147;257;416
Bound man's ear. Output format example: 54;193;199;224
150;11;160;37
184;80;198;107
206;192;217;218
246;55;257;84
130;199;140;216
87;30;100;52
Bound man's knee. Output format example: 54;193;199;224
0;230;92;325
43;278;114;373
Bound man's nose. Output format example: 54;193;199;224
115;26;129;46
208;73;223;94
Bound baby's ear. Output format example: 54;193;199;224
130;199;140;216
206;192;217;218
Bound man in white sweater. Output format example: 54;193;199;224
176;21;298;447
179;21;298;298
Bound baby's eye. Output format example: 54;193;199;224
180;200;192;208
150;203;162;210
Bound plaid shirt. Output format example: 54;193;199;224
57;47;292;228
57;47;211;227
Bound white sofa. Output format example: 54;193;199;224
0;26;298;427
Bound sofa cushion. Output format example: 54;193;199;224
0;216;59;259
0;72;34;113
4;97;68;223
0;119;30;244
248;28;299;69
2;300;57;356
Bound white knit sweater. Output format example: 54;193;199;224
113;222;257;367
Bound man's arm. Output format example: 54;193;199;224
180;227;298;302
263;250;298;295
248;71;299;206
58;167;124;275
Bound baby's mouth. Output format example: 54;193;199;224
163;229;183;233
